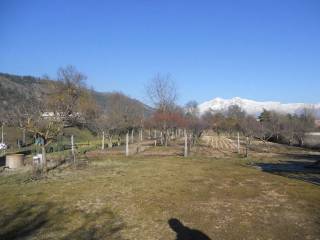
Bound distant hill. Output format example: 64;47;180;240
0;72;151;116
93;91;152;115
199;97;320;117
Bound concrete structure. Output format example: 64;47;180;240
304;132;320;148
6;154;25;169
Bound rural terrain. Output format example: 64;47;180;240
2;1;320;239
1;134;320;240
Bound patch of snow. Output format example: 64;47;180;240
199;97;320;116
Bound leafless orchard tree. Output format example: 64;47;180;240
18;66;98;173
95;92;145;149
185;101;199;117
146;73;177;112
146;73;178;146
47;65;90;125
184;101;203;146
284;108;315;146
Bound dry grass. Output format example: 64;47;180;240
0;141;320;239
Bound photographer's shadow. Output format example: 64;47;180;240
168;218;211;240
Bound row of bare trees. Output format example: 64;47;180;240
1;66;318;172
92;72;318;149
144;73;317;148
92;92;145;149
202;106;317;146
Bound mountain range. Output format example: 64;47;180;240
199;97;320;117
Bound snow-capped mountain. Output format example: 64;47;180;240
199;97;320;116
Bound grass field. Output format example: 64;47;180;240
0;138;320;240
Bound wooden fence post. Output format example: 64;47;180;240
184;129;188;157
22;128;26;145
237;132;240;153
102;131;105;150
131;129;134;144
126;132;129;156
71;135;76;164
245;136;249;157
42;145;47;173
1;124;4;143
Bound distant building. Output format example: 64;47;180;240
41;112;84;125
41;112;63;121
42;112;55;118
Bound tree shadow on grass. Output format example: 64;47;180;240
0;202;125;240
254;153;320;186
284;153;320;162
0;203;50;240
62;209;125;240
168;218;211;240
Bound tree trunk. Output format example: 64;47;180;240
245;137;249;158
108;135;113;148
237;132;240;153
298;137;304;147
1;124;3;143
131;129;134;144
126;132;129;156
42;146;47;173
101;131;105;150
138;130;142;153
184;129;188;157
117;135;121;146
71;135;76;165
189;133;193;149
165;131;168;147
22;128;26;145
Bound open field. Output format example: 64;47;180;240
2;3;320;239
1;138;320;240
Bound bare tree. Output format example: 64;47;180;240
185;100;199;117
184;101;203;145
146;73;178;146
146;73;177;112
257;108;316;146
96;92;145;148
289;108;315;146
47;65;89;125
20;66;98;172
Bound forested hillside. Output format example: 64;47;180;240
0;72;150;116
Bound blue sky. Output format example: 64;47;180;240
1;0;319;105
